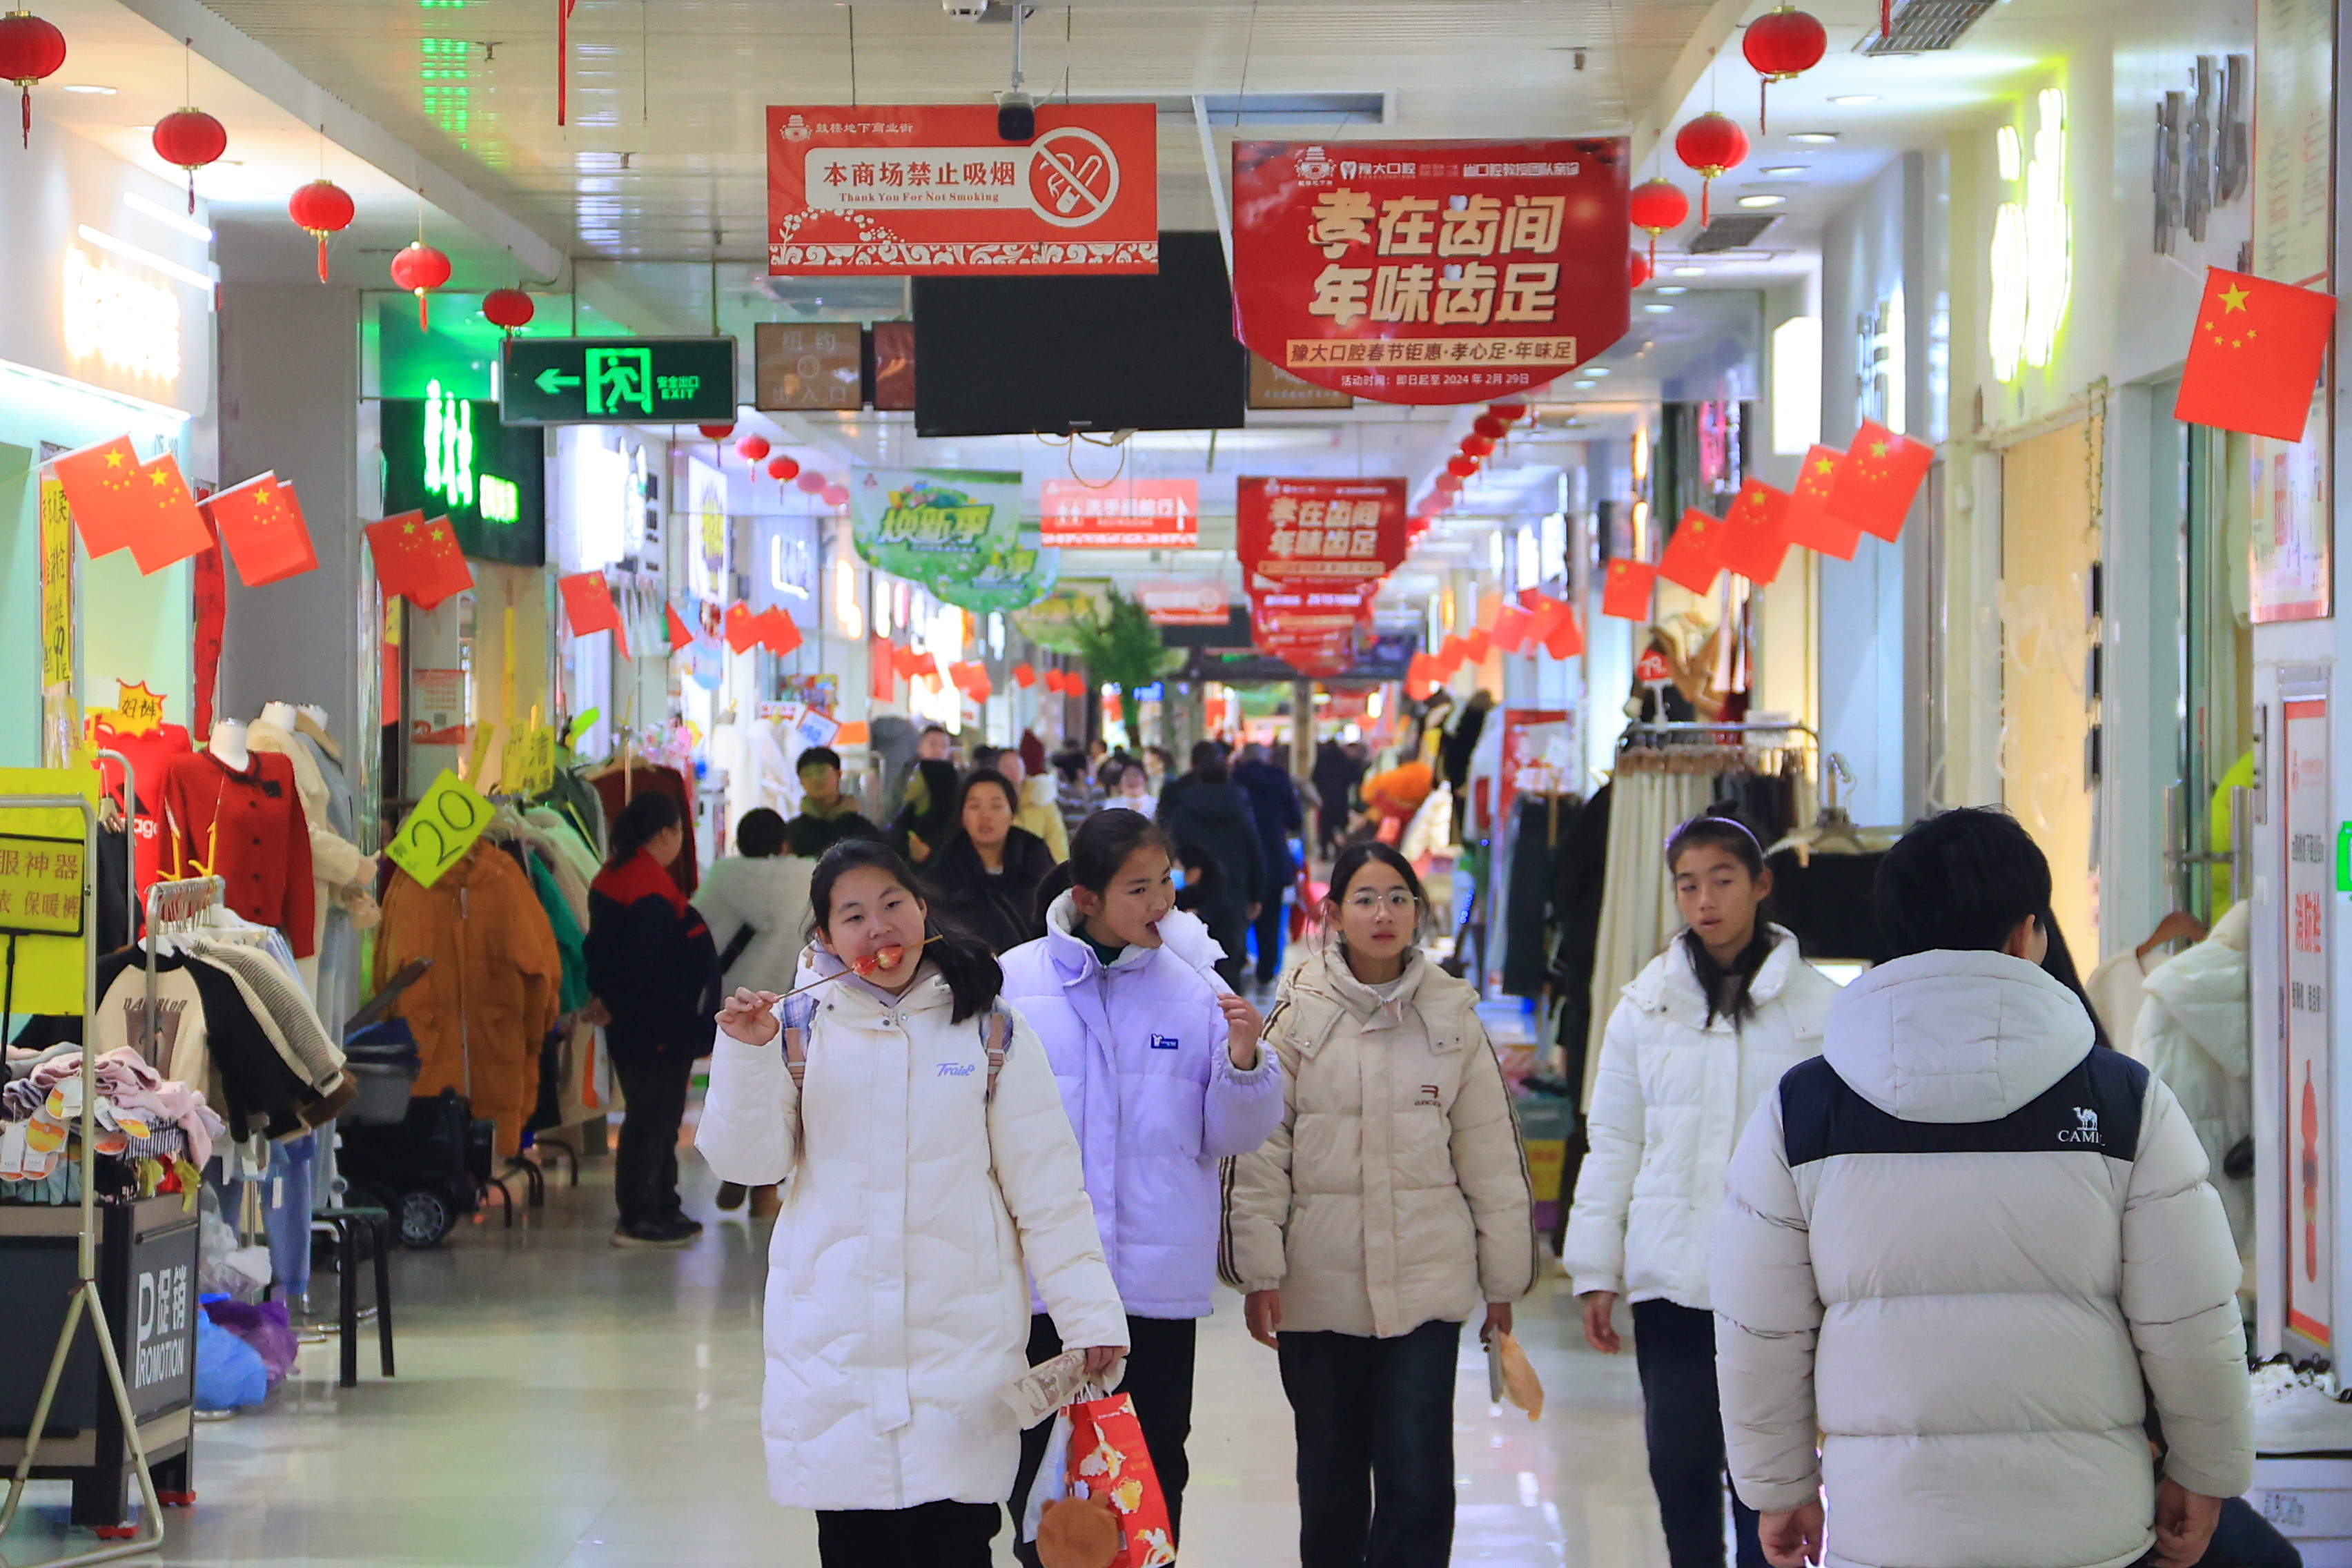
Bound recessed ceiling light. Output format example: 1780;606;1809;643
1789;131;1838;144
1572;380;1598;389
1654;285;1687;294
1642;303;1675;314
1758;165;1805;177
1670;265;1706;277
61;84;117;95
1582;366;1611;378
1829;94;1879;106
1737;194;1787;208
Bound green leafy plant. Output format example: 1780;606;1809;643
1070;587;1180;752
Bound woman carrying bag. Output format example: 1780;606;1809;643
696;839;1127;1567
999;808;1284;1560
1222;841;1536;1568
1559;812;1839;1568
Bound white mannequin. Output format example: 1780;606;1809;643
257;700;299;735
208;719;250;771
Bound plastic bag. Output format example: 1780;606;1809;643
1487;1329;1545;1421
193;1310;268;1411
1067;1392;1175;1568
1020;1407;1076;1543
203;1296;298;1386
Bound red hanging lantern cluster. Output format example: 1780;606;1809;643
1489;402;1527;424
697;423;734;440
820;483;850;508
1460;433;1495;458
1629;249;1652;290
388;239;451;330
153;106;225;214
1743;6;1827;132
1445;453;1478;479
765;455;800;482
736;434;771;462
795;471;827;495
1471;413;1507;441
0;9;66;149
1627;177;1690;271
1674;111;1749;226
286;179;353;283
482;286;536;331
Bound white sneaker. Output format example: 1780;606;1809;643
2253;1360;2352;1456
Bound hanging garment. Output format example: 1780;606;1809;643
90;950;327;1142
1765;848;1892;963
1499;792;1570;998
538;769;608;859
249;716;376;1005
527;852;590;1015
375;843;565;1157
186;939;347;1093
159;749;317;959
587;761;699;894
92;715;192;900
1583;761;1718;1107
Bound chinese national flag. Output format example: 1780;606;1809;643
1404;652;1441;700
1782;446;1860;559
870;635;897;702
1462;629;1491;664
366;512;476;610
1600;559;1657;621
723;602;761;655
1433;634;1470;677
204;471;318;587
52;435;145;557
559;572;630;658
1541;599;1585;659
1829;422;1932;542
2175;268;2339;441
126;453;215;574
1012;662;1037;688
892;643;923;680
666;603;696;654
756;607;803;657
1489;605;1533;654
1656;509;1724;596
1716;480;1793;585
909;652;940;683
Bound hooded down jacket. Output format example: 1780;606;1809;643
1561;925;1836;1309
1221;943;1537;1337
692;852;814;994
1711;950;2252;1568
999;894;1284;1318
2133;899;2253;1252
694;952;1128;1513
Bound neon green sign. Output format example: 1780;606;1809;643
424;378;475;509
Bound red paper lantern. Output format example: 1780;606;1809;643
820;484;850;508
735;435;771;462
286;179;354;284
795;471;827;495
0;10;67;149
1489;402;1528;423
1628;177;1692;271
152;106;226;213
1444;455;1478;478
387;239;451;331
697;423;734;440
1460;434;1496;458
765;455;800;482
1471;414;1507;441
1674;112;1750;226
1630;249;1652;290
1743;6;1827;131
482;286;535;331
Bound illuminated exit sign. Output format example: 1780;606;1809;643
499;336;737;424
380;389;547;567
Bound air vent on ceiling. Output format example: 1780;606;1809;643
1689;213;1778;253
1066;92;1390;127
1854;0;1996;55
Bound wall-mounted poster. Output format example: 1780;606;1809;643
2251;398;2330;623
2282;685;2333;1351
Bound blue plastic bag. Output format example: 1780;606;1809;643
193;1309;268;1411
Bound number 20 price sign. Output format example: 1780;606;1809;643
385;770;494;890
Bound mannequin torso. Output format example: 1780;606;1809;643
208;720;251;772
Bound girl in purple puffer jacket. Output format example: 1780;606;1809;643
997;808;1286;1562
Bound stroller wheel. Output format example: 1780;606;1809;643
395;1186;455;1249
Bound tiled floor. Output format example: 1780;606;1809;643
3;1119;1673;1568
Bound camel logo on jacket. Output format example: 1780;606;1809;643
2059;1106;2102;1146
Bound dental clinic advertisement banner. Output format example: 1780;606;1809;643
1231;137;1631;404
767;105;1159;275
1235;476;1409;584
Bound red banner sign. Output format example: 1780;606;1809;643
1040;478;1199;548
1137;579;1228;625
1236;476;1409;583
1231;138;1631;404
1250;582;1376;634
767;104;1159;275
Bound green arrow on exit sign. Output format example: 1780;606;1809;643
500;337;737;424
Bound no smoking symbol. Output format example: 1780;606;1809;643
1028;126;1121;228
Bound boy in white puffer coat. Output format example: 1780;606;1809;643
1562;812;1839;1568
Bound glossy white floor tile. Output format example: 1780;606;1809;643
1;1134;1673;1568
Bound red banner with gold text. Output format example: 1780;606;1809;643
1235;476;1409;584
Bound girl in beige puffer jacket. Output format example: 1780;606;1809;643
1221;842;1536;1568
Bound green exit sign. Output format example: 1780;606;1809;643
500;337;737;424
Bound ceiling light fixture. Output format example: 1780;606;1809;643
1759;165;1805;176
1573;379;1598;389
61;84;116;95
1670;265;1706;277
1789;130;1837;144
1643;303;1676;313
1829;94;1879;105
1737;194;1787;208
1582;366;1611;377
1655;285;1687;294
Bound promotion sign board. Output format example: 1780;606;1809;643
1041;478;1199;548
849;467;1057;614
767;105;1159;275
1235;476;1409;583
1231;138;1631;404
1137;580;1228;626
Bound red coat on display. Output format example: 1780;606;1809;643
92;716;192;900
159;748;317;957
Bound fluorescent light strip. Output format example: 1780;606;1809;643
0;355;194;421
124;192;213;242
75;226;216;295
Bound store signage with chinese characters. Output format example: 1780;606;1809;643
1235;477;1409;582
1989;89;2072;383
1137;580;1228;626
756;322;861;410
1231;139;1630;404
2282;686;2333;1351
767;105;1159;275
381;389;547;566
500;337;737;424
1040;479;1199;548
61;246;182;384
0;834;86;937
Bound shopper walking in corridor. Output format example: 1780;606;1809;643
1224;841;1537;1568
999;808;1284;1560
697;840;1128;1567
924;770;1057;952
1562;812;1836;1568
1712;808;2253;1568
1159;741;1270;989
585;792;721;1247
691;806;811;1219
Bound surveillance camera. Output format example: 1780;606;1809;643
943;0;990;18
997;90;1035;142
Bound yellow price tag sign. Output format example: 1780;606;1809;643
466;722;499;785
500;729;531;796
525;727;557;794
384;769;493;889
0;834;87;937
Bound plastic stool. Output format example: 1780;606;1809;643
313;1206;395;1386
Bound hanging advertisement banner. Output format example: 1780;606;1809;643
925;529;1061;616
1040;478;1200;548
1235;476;1409;582
1249;582;1377;632
850;467;1021;582
1137;580;1228;626
767;105;1160;276
1014;581;1112;654
1231;138;1630;404
2282;686;2333;1351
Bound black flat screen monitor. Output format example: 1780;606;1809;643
911;232;1248;437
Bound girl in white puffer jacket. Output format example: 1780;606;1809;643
1560;813;1838;1568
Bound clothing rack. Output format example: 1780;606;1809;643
139;875;227;1067
0;787;168;1563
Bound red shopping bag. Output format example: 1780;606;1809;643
1066;1392;1175;1568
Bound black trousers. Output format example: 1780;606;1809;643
1632;1299;1765;1568
815;1500;999;1567
1010;1313;1197;1565
1279;1317;1462;1568
609;1048;695;1229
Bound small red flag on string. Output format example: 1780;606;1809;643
365;513;476;611
1781;446;1861;559
205;471;318;586
1012;662;1037;688
1828;421;1933;542
1541;599;1585;659
1600;560;1658;622
1656;509;1725;596
558;571;629;658
756;607;803;657
723;601;761;655
666;603;695;654
121;452;214;575
1489;605;1534;654
2173;267;2340;442
1462;629;1491;664
51;435;145;558
1716;480;1793;585
1404;651;1441;700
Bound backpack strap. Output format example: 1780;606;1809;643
780;993;817;1093
980;1005;1012;1103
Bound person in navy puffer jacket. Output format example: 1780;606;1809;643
998;807;1286;1562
